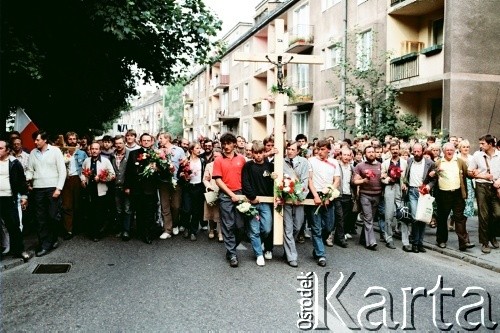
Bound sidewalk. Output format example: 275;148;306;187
364;215;500;273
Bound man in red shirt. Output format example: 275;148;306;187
212;133;246;267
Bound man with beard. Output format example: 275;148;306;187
26;130;66;257
405;143;435;253
180;138;190;157
201;139;215;163
353;146;383;250
381;142;408;251
61;131;88;239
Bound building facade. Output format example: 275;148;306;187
183;0;500;142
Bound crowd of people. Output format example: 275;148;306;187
1;128;499;268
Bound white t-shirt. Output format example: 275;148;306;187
0;160;12;197
190;158;202;184
409;159;425;187
308;156;340;192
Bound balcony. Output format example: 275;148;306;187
389;0;444;16
287;25;314;53
390;48;443;90
213;75;230;90
184;97;193;105
183;117;193;128
288;81;314;106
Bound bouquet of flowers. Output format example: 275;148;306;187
63;152;72;164
434;166;448;180
274;174;305;212
364;169;376;179
82;168;93;178
419;184;430;195
179;159;192;182
315;184;340;215
299;144;309;158
387;164;402;183
236;200;260;220
136;149;175;182
98;169;115;182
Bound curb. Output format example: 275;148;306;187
1;258;25;272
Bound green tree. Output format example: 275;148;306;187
330;33;421;140
160;84;184;138
1;0;221;135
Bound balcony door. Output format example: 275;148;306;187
294;63;310;95
293;3;310;37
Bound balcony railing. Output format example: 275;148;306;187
288;81;314;105
213;75;230;89
390;53;419;81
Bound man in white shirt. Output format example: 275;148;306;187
26;130;66;257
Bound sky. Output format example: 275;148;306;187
204;0;260;37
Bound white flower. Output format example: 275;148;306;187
237;202;251;213
284;174;290;178
329;188;340;200
135;162;139;165
283;186;291;193
284;179;290;187
301;144;308;150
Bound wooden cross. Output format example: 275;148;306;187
233;19;323;245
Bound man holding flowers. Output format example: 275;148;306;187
242;141;275;266
80;142;115;241
381;142;409;251
281;141;310;267
307;139;340;267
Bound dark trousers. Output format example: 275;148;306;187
180;183;205;236
33;187;60;250
87;192;107;238
341;195;356;234
133;191;158;239
114;187;131;233
475;182;500;245
61;175;82;233
333;198;345;242
436;189;469;248
0;196;25;254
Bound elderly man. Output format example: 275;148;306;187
469;134;500;254
432;142;473;251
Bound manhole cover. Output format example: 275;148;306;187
32;264;71;274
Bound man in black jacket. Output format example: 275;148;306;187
0;139;30;261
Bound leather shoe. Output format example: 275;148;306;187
402;245;412;252
52;241;60;249
229;256;239;267
490;239;499;249
336;240;348;248
20;251;32;262
122;231;130;241
36;249;50;257
288;260;298;267
412;245;419;253
366;244;377;251
386;242;396;249
465;242;475;249
437;242;446;249
417;245;426;253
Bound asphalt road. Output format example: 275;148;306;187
1;231;499;332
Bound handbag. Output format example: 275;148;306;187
415;194;435;223
204;189;219;206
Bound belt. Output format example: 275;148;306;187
475;182;493;186
439;188;460;192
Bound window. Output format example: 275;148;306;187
222;91;229;112
432;18;444;45
322;0;340;11
292;112;308;139
243;83;249;105
294;64;310;95
320;106;340;130
294;3;310;37
232;87;239;102
324;44;342;69
356;30;372;70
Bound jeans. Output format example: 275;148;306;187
408;187;426;246
219;191;245;259
247;203;272;257
307;202;334;259
114;187;131;232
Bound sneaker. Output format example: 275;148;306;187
208;231;215;239
304;229;311;239
345;233;352;239
288;260;298;267
325;235;334;247
482;244;491;254
159;232;171;240
172;227;179;236
317;257;326;267
179;226;185;232
229;256;239;267
264;251;273;260
218;234;223;242
256;256;265;266
465;242;475;249
190;234;197;241
201;226;208;231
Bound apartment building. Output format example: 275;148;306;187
118;90;165;136
183;0;500;142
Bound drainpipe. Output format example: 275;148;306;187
341;0;348;140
